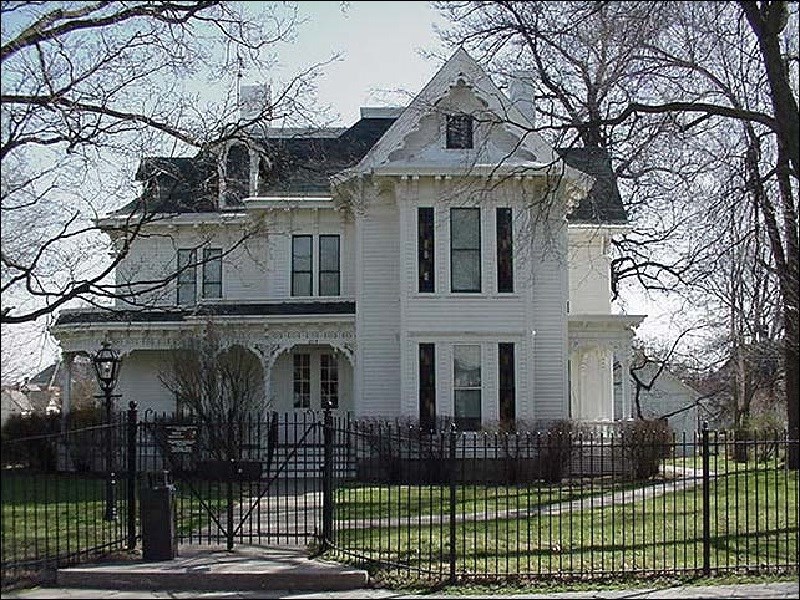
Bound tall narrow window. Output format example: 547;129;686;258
419;343;436;430
177;249;196;305
496;208;514;293
498;343;516;425
320;354;339;409
293;354;310;408
319;235;340;296
418;207;435;293
454;345;481;431
446;115;474;149
292;235;312;296
450;208;481;293
202;248;222;299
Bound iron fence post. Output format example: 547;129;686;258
449;422;457;586
702;420;710;576
322;404;334;551
126;400;138;550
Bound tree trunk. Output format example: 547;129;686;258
785;298;800;469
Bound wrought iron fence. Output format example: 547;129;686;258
2;407;798;588
0;409;133;586
326;419;799;584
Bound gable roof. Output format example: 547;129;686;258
352;48;558;173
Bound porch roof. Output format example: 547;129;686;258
54;300;356;326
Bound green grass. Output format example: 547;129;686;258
331;467;799;580
335;480;646;520
0;471;238;564
1;471;127;564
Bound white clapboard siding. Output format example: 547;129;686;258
355;193;401;417
529;216;569;422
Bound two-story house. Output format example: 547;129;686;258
51;49;644;429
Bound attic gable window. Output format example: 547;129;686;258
446;114;474;149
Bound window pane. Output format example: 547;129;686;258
177;283;195;305
177;250;196;304
202;248;222;299
451;250;481;292
292;236;312;271
499;343;515;424
319;236;339;271
446;115;474;149
454;345;481;387
319;273;339;296
418;208;435;293
293;354;310;408
292;273;312;296
451;209;480;249
203;283;222;299
419;343;436;428
455;390;481;418
320;353;339;409
496;208;513;293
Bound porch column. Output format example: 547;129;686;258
620;344;632;420
60;352;74;424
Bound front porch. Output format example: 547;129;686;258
50;301;357;416
568;314;645;423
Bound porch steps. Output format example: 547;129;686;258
55;544;368;591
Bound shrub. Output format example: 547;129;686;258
1;413;60;471
539;420;574;483
621;418;672;480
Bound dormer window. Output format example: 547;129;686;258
445;114;474;149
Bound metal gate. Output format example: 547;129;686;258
139;411;330;550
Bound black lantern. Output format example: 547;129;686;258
93;341;121;393
92;341;121;521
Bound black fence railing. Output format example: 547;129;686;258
1;410;133;586
2;409;798;588
326;419;799;584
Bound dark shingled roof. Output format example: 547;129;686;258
54;301;356;325
127;116;625;224
128;116;397;213
259;117;397;196
557;147;627;223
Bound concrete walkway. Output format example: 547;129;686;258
3;581;798;599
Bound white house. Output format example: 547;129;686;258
51;50;644;429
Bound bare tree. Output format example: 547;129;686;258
437;0;799;467
1;1;328;327
158;322;264;460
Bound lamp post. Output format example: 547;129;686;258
92;341;121;521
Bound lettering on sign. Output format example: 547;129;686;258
164;425;198;454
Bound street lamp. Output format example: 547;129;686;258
92;341;121;521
